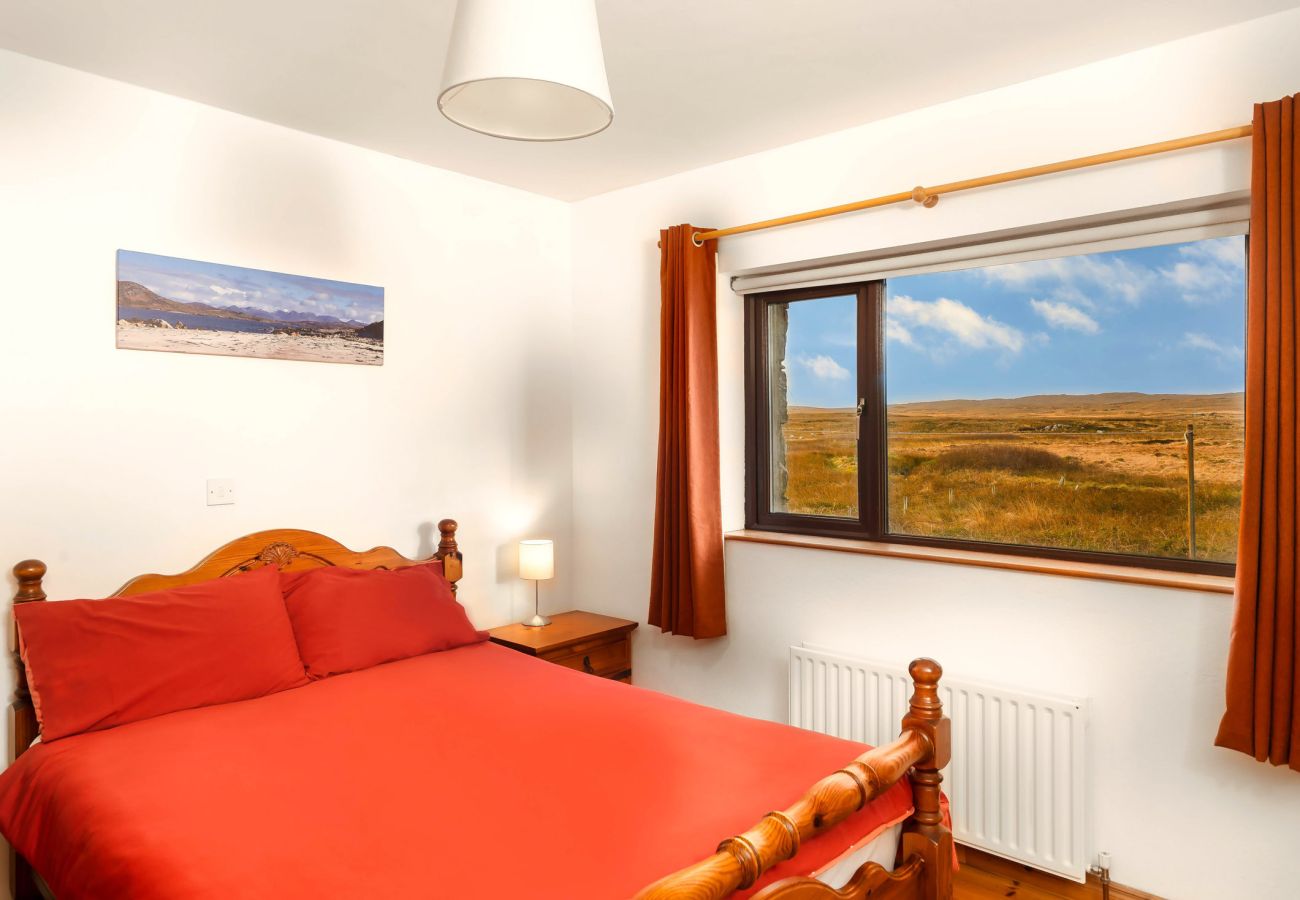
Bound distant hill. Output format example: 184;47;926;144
233;306;365;327
118;281;267;321
886;392;1245;416
789;392;1245;417
118;281;364;329
358;320;383;340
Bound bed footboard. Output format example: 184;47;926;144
635;659;952;900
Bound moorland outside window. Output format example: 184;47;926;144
744;234;1247;574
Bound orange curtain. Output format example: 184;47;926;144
648;225;727;638
1217;94;1299;770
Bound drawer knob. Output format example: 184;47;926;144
582;655;594;674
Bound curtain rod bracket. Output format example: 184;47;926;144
911;186;939;208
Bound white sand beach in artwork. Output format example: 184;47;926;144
116;322;383;365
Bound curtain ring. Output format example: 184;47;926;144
691;232;704;247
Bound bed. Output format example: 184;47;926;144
4;522;953;899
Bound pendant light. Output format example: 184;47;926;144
438;0;614;141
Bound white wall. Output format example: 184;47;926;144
6;8;1300;898
0;51;574;703
571;10;1300;900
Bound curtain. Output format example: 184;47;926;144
648;225;727;638
1216;94;1299;770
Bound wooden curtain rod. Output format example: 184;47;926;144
693;124;1253;244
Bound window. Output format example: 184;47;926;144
745;235;1246;573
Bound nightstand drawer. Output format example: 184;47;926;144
545;637;630;678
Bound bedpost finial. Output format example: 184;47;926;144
909;657;942;686
14;559;46;581
13;560;47;603
907;658;943;720
437;519;458;554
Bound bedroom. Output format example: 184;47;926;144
1;1;1298;898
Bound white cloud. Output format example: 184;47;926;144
885;319;917;348
796;354;850;380
1182;332;1243;361
1029;298;1100;334
1161;237;1246;304
984;255;1153;305
209;284;246;297
889;295;1024;353
981;237;1245;309
1181;236;1245;269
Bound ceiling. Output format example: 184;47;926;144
2;1;1294;200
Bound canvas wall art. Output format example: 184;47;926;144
116;250;384;365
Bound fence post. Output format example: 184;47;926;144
1185;423;1196;559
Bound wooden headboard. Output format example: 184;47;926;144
9;521;463;760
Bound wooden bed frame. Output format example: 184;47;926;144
9;523;952;900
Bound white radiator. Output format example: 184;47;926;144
789;644;1089;882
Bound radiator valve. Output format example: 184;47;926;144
1089;852;1112;900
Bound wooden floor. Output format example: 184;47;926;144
955;861;1075;899
953;846;1157;900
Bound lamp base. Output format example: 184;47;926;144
524;613;551;628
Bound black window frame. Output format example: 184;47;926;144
743;278;1237;577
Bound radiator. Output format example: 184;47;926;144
789;644;1089;882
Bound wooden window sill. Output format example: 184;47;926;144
724;530;1235;595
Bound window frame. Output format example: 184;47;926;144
744;281;882;540
743;278;1238;577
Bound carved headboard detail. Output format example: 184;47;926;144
10;520;463;760
254;541;325;571
112;521;462;596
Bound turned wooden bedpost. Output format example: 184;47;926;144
435;519;463;590
11;560;45;900
11;560;45;759
636;657;953;900
898;658;953;900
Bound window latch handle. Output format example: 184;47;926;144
855;398;865;418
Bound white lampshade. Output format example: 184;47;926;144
518;539;555;581
438;0;614;141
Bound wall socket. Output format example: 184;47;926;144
206;478;236;506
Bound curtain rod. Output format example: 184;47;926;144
693;124;1253;245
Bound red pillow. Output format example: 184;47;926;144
280;562;486;678
16;566;308;742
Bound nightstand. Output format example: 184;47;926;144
488;611;638;683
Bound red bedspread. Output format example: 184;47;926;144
0;642;912;899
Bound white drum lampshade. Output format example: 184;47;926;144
438;0;614;141
519;539;555;627
518;539;554;581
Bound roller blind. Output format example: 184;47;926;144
730;195;1249;294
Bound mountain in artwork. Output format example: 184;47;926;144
118;281;364;328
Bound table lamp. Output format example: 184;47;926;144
518;539;554;627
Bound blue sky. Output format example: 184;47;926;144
117;250;384;324
783;235;1246;406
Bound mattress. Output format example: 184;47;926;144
814;823;902;888
0;641;912;899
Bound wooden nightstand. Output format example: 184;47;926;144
488;611;638;683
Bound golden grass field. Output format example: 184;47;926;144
780;393;1244;562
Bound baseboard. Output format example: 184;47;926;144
956;844;1163;900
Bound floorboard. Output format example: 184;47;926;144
955;861;1074;899
953;846;1159;900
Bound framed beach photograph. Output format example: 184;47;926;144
116;250;384;366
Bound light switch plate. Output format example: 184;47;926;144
206;478;236;506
